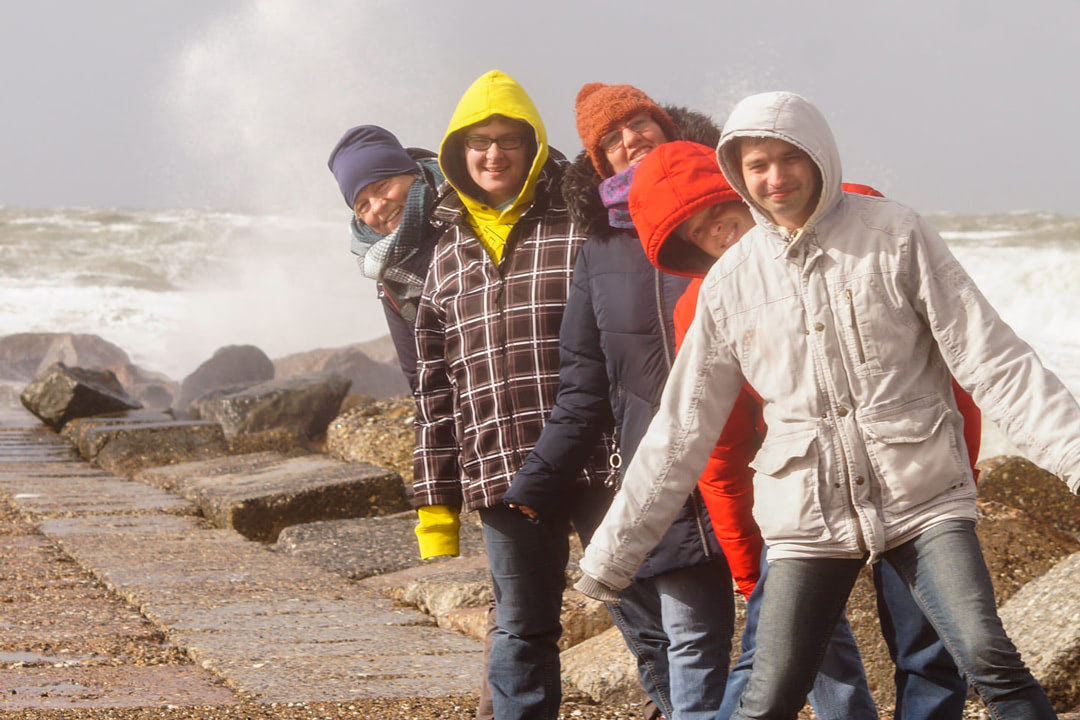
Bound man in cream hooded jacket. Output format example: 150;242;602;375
413;70;610;720
576;91;1080;719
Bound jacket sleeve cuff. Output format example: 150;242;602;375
573;574;620;604
415;505;461;559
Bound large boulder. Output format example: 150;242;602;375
560;626;647;706
188;373;350;441
0;332;130;382
999;551;1080;711
326;396;415;491
274;341;408;399
176;344;275;412
977;455;1080;538
19;363;142;429
0;333;177;413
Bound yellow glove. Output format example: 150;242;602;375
415;505;461;559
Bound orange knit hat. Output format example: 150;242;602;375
575;83;679;177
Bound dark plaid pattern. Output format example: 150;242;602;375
413;162;609;511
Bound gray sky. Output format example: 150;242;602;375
3;0;1078;213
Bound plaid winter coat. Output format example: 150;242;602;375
412;157;610;511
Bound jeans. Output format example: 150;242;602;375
610;557;735;720
480;482;612;720
874;559;967;720
731;520;1057;720
716;548;877;720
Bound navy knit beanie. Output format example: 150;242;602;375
328;125;419;209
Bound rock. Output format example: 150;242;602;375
999;551;1080;711
326;396;415;491
560;626;647;707
131;453;408;542
273;511;487;580
0;332;130;382
397;559;493;619
62;416;229;477
132;451;302;493
188;374;351;441
977;455;1080;539
19;363;142;429
176;344;275;412
113;362;178;411
274;342;408;399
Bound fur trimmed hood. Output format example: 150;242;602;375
561;105;721;239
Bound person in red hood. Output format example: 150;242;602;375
629;141;981;720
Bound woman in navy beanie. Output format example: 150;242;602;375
328;125;445;390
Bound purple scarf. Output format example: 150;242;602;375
598;164;640;230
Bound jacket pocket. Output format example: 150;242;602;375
749;430;828;542
840;286;885;376
859;400;973;521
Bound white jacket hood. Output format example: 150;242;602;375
716;92;842;239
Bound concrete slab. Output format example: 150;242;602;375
0;474;195;517
65;419;229;477
133;451;295;492
273;511;487;580
159;454;410;542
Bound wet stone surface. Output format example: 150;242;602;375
0;431;485;707
0;497;238;711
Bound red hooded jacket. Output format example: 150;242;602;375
630;142;981;597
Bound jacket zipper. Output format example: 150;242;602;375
845;289;867;365
656;268;713;558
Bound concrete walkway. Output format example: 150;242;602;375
0;420;482;708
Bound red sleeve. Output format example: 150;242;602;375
698;386;765;598
674;278;704;351
951;379;981;481
676;279;766;597
841;182;884;198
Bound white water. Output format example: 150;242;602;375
0;207;1076;460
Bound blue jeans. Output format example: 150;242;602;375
610;557;735;720
731;520;1057;720
875;558;967;720
480;483;611;720
716;548;877;720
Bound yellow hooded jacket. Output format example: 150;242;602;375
415;71;550;559
437;70;550;264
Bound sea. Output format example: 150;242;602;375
1;207;1077;457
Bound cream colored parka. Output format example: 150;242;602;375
579;92;1080;591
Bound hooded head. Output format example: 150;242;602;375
328;125;419;210
716;92;842;236
630;141;746;277
439;70;549;215
575;83;680;178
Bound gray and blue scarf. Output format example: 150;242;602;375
350;157;443;321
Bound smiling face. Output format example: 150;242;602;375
602;113;669;175
462;115;532;207
738;137;821;231
677;200;755;259
353;172;417;235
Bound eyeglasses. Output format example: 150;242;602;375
464;134;527;151
601;114;657;153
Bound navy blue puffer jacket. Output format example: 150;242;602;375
503;107;722;578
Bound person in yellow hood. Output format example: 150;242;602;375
412;70;613;720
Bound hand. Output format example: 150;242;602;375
507;503;538;520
